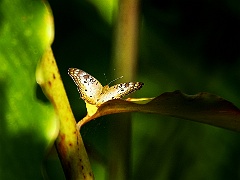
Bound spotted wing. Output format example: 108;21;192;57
68;68;103;105
96;82;144;106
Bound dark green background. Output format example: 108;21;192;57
47;0;240;179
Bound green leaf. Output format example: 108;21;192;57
0;0;57;179
78;91;240;132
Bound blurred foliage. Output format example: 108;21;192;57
0;0;58;179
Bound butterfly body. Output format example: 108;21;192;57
68;68;143;106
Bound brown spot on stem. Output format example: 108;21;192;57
48;81;51;86
60;134;66;141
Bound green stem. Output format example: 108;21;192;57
109;0;140;179
37;48;93;179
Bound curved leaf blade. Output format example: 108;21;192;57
79;91;240;132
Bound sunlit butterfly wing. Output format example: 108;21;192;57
96;82;144;106
68;68;103;105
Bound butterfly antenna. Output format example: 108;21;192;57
108;75;124;86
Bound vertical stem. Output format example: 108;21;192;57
112;0;140;79
109;0;140;179
37;48;93;179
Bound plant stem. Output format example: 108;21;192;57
37;48;93;179
109;0;140;179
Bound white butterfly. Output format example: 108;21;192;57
68;68;144;106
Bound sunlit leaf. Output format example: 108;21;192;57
0;0;57;179
78;91;240;132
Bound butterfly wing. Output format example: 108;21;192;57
97;82;144;106
68;68;103;105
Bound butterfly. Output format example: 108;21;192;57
68;68;144;106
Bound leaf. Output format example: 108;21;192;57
78;91;240;132
0;0;57;179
